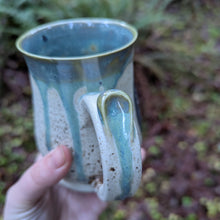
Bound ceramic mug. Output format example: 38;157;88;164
16;18;142;201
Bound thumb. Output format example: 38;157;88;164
6;145;72;206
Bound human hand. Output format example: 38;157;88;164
3;146;107;220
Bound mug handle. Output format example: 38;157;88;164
81;89;142;201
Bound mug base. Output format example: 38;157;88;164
59;179;95;192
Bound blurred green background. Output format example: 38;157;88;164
1;0;220;219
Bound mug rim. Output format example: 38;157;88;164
16;18;138;61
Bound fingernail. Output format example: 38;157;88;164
47;146;66;169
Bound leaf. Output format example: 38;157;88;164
135;55;166;79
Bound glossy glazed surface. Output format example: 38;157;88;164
16;18;141;200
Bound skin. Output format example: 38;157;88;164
3;146;146;220
3;146;107;220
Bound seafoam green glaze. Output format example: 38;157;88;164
16;18;142;201
97;90;134;199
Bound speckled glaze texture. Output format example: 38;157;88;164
16;18;142;201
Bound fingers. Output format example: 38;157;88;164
6;145;72;207
141;148;147;161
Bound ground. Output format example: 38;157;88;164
1;2;220;219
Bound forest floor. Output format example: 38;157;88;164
1;3;220;220
1;52;220;220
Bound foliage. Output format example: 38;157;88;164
1;0;220;219
0;0;174;59
0;99;35;211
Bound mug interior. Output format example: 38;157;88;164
18;19;136;59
